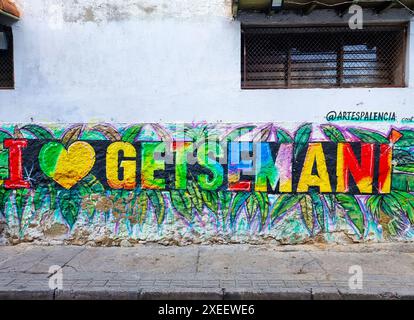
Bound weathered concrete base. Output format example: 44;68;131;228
1;243;414;300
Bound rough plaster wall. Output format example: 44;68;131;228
0;1;412;124
15;0;232;24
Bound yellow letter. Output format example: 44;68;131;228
297;143;332;193
106;142;137;190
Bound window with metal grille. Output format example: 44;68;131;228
241;25;407;89
0;25;14;89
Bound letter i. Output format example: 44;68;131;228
4;139;30;189
378;129;403;194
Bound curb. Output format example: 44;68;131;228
1;287;414;300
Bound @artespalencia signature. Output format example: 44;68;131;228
326;111;396;122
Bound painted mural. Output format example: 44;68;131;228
0;123;413;245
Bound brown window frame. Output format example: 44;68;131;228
241;24;408;90
0;25;14;89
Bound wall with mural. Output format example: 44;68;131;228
0;122;413;246
0;2;412;247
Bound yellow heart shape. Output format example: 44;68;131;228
43;141;96;189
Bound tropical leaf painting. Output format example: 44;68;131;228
121;125;143;144
0;123;413;244
294;123;312;159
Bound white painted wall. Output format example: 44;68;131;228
0;0;413;124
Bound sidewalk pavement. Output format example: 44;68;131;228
0;242;414;300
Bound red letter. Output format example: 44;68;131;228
4;139;30;189
337;143;374;193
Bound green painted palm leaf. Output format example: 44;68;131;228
271;194;303;222
335;194;365;236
